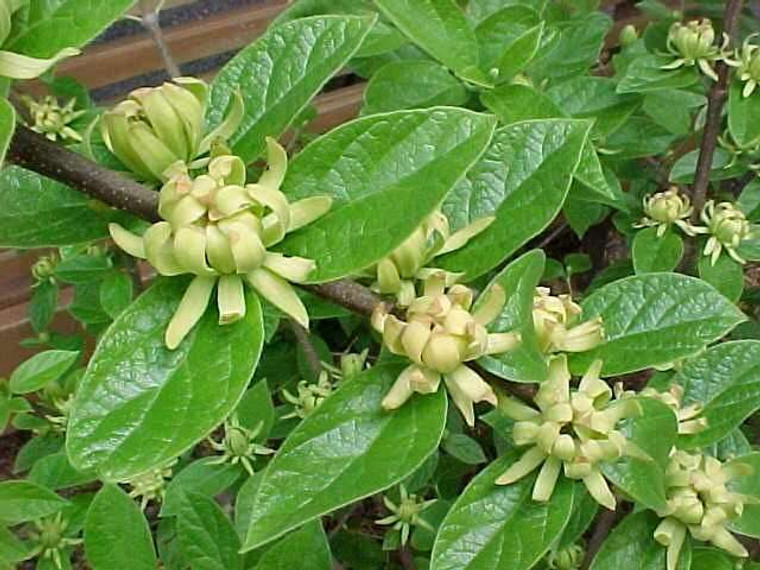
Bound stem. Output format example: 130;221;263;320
289;319;322;380
302;280;387;318
580;505;625;570
139;0;181;78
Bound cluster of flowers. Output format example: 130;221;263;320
635;187;753;265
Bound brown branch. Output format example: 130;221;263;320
138;0;181;78
7;125;161;222
289;319;322;380
303;280;387;318
580;503;626;570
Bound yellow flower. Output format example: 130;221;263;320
661;19;724;81
372;272;520;426
634;187;699;237
109;138;332;349
532;288;604;354
700;200;753;265
727;33;760;98
24;96;85;143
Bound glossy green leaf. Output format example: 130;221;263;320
8;1;135;59
0;167;113;248
242;363;447;551
569;274;745;376
0;526;29;566
55;254;111;284
253;521;332;570
236;379;276;438
617;54;699;94
477;249;548;383
10;349;78;394
573;146;624;208
438;119;591;279
632;228;684;273
442;433;487;465
29;281;59;333
430;453;577;570
473;6;539;74
698;254;744;303
28;451;95;490
207;16;375;161
0;98;15;167
589;511;691;570
670;148;745;184
161;458;244;518
99;272;134;319
557;487;598;549
674;341;760;449
690;547;734;570
601;398;676;511
495;23;544;80
642;89;706;136
373;0;478;73
738;178;760;222
84;484;156;570
727;452;760;537
279;108;496;282
176;492;243;570
728;81;760;148
0;480;66;524
481;83;562;124
67;278;264;480
363;60;468;114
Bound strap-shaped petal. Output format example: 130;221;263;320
144;222;184;275
532;456;562;502
381;365;416;411
173;226;217;276
0;47;79;80
288;196;333;232
100;112;153;180
248;183;290;245
165;195;207;228
262;252;315;283
134;88;189;160
382;315;407;355
199;90;244;155
158;173;192;220
376;258;401;294
496;446;547;485
438;216;495;255
205;224;236;274
128;122;181;180
219;219;266;273
583;468;616;510
400;320;431;365
443;364;497;426
165;275;216;350
257;137;288;190
217;274;246;325
472;284;506;326
163;81;205;153
208;155;246;186
211;185;252;220
173;77;209;106
109;223;146;259
246;268;308;328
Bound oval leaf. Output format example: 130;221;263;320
253;521;332;570
176;492;243;570
10;349;79;394
84;484;156;570
0;480;66;524
431;453;577;570
66;278;264;480
242;363;447;551
632;228;684;274
727;452;760;538
438;119;591;279
279;108;496;282
569;273;745;376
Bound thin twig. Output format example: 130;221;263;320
580;505;625;570
289;319;322;380
138;0;180;78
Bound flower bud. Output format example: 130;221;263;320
619;24;638;47
701;200;752;264
24;96;85;143
663;19;721;81
733;35;760;97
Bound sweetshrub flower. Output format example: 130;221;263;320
532;288;604;354
24;96;84;143
661;19;725;81
26;513;81;570
282;370;336;419
372;273;520;426
496;356;646;510
124;459;177;510
376;485;436;546
109;138;332;349
207;413;274;475
728;34;760;98
634;187;699;237
654;450;752;570
700;200;752;264
368;211;493;306
617;383;707;435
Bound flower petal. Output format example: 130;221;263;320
246;268;308;328
217;274;246;325
165;276;216;349
109;223;146;259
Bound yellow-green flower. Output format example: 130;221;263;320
124;458;177;510
101;77;242;183
617;383;707;435
700;200;752;265
532;288;604;354
654;450;752;570
634;187;699;237
376;485;436;546
662;19;724;81
109;137;332;349
368;211;494;306
24;96;85;143
727;33;760;98
26;513;82;570
207;413;274;475
496;356;646;510
372;272;520;426
282;370;336;419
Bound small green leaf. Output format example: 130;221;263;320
474;5;538;74
242;363;447;551
726;452;760;538
236;379;276;439
373;0;478;74
617;54;699;93
674;341;760;449
439;119;591;279
728;81;760;148
253;521;332;570
29;281;59;333
84;484;157;570
162;458;243;518
632;228;684;273
176;492;243;570
0;526;29;566
207;16;375;161
690;547;734;570
55;254;111;284
738;178;760;222
481;84;563;125
0;480;66;524
495;23;544;81
670;148;745;184
10;350;78;394
28;451;95;490
601;398;676;511
569;274;746;376
0;98;16;167
557;487;598;549
442;433;487;465
698;254;744;303
67;278;264;480
430;453;577;570
99;272;134;319
279;108;496;282
589;511;691;570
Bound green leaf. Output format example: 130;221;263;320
0;98;15;167
476;250;548;383
207;16;375;161
617;54;699;94
438;119;591;279
601;398;676;511
253;521;332;570
66;278;264;481
495;23;544;81
574;145;624;207
161;458;243;518
55;254;111;284
481;84;563;125
557;487;598;549
8;0;135;59
99;272;134;319
473;6;539;74
728;81;760;148
442;433;487;465
0;526;29;566
363;60;468;114
589;511;691;570
430;453;576;570
725;452;760;537
13;433;64;474
0;167;113;248
674;341;760;449
569;274;746;376
236;379;276;438
697;254;744;303
373;0;478;74
10;349;78;394
279;108;496;282
605;116;676;159
176;492;243;570
738;178;760;222
29;281;59;333
670;148;746;184
690;547;734;570
242;363;447;551
632;228;684;273
0;480;66;524
84;485;157;570
642;89;706;136
28;451;95;490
